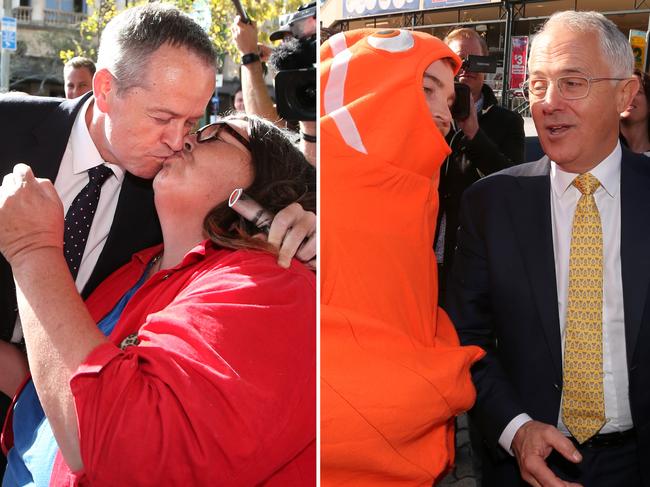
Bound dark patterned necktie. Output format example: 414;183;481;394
63;165;113;279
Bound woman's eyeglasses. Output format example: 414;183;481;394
193;121;251;151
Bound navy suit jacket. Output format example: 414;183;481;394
0;93;162;342
447;148;650;486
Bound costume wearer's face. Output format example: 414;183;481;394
234;91;245;112
64;66;93;99
620;75;649;125
97;43;216;179
423;59;456;136
528;26;637;173
153;119;253;219
447;36;485;101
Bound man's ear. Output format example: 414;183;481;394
93;68;116;114
617;76;640;114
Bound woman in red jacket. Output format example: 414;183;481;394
0;114;316;486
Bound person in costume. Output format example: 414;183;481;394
320;28;484;486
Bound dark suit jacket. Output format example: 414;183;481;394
0;93;162;342
446;149;650;486
436;84;525;303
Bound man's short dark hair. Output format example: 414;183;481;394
97;3;217;93
64;56;96;75
444;28;489;56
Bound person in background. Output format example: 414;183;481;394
620;68;650;156
0;114;316;486
435;27;525;305
320;28;483;486
230;5;317;165
233;85;246;112
63;57;95;99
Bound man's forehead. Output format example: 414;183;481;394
529;29;598;66
448;36;481;54
425;59;455;79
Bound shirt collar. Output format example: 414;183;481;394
475;93;484;113
70;96;124;182
133;240;212;269
550;141;621;199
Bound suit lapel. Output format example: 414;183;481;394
30;94;91;181
507;157;563;381
620;149;650;366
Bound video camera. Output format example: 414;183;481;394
460;54;497;74
272;2;316;121
451;54;498;120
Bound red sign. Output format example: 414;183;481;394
510;36;528;95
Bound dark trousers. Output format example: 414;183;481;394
548;435;641;487
480;433;642;487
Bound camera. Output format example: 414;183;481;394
451;82;471;120
271;3;316;121
450;55;498;120
460;54;497;74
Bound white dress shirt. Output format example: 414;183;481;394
11;97;124;342
499;143;633;453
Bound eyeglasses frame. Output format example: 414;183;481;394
193;121;251;151
521;76;630;101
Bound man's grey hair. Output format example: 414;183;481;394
97;3;217;93
64;56;96;75
532;10;634;78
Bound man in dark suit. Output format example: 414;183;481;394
435;28;525;305
447;11;648;487
0;3;315;476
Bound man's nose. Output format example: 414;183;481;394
435;106;452;135
162;121;187;152
539;82;564;112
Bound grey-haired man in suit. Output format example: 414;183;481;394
448;10;649;487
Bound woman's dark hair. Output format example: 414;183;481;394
203;114;316;254
635;68;650;141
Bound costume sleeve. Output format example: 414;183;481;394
66;254;316;486
461;109;525;174
446;185;527;454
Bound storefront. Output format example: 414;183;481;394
321;0;650;108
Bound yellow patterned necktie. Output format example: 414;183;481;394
561;172;605;444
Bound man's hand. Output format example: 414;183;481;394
512;420;583;487
258;43;273;63
268;203;316;269
0;164;64;266
455;94;479;140
231;16;259;55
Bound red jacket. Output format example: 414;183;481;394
4;241;316;486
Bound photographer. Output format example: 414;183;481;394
230;3;316;164
269;34;317;165
231;17;278;123
436;27;525;304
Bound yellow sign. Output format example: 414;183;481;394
629;29;647;71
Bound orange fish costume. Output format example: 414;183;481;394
320;29;485;486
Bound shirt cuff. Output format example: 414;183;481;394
498;413;533;455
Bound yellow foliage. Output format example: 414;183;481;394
62;0;305;69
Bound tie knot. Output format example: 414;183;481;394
573;173;600;196
88;165;113;185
